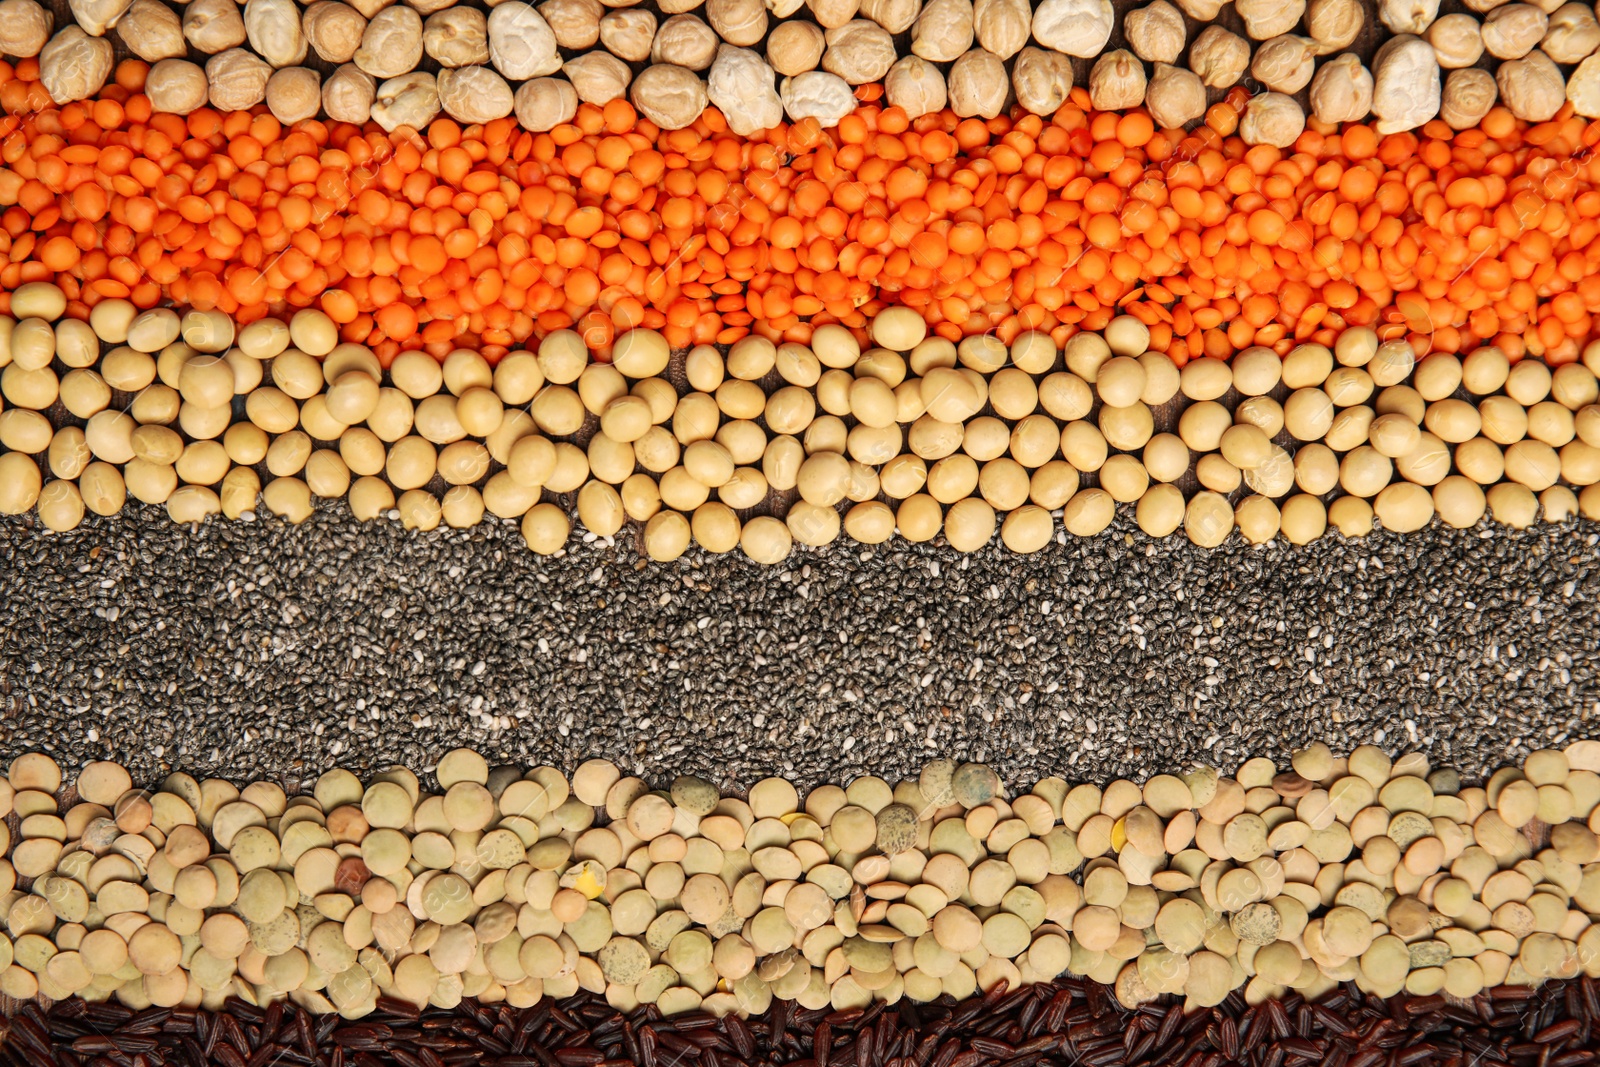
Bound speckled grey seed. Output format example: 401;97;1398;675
671;774;720;816
1427;768;1461;795
919;759;957;806
951;762;999;807
1230;902;1282;945
0;503;1594;792
1408;940;1452;967
875;803;919;854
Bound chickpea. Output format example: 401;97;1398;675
39;27;114;103
0;0;51;58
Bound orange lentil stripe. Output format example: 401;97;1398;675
1;62;1599;365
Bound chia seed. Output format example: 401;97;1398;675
0;504;1595;794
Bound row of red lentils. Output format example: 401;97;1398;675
2;59;1599;368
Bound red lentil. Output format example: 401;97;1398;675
0;63;1598;366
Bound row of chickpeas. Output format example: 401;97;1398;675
4;280;1600;561
5;0;1600;139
